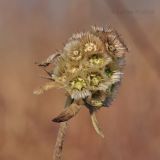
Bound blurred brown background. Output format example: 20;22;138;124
0;0;160;160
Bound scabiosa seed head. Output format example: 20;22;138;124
35;25;128;104
34;25;128;137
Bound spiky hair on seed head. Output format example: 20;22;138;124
63;40;83;61
80;32;105;54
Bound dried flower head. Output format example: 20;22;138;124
34;26;128;137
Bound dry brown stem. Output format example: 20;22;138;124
53;122;68;160
53;96;72;160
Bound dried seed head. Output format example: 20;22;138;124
35;25;128;108
34;25;128;137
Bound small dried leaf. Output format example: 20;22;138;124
36;53;60;67
53;103;82;122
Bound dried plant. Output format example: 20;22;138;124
34;26;128;160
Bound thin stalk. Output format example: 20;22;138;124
53;96;72;160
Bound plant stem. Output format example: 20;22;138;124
53;122;68;160
53;96;72;160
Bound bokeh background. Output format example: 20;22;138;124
0;0;160;160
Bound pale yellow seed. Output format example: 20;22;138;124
84;42;97;52
70;77;86;91
89;74;102;87
89;56;104;66
70;50;82;61
73;50;79;56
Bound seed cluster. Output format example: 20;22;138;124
51;26;127;107
34;26;128;138
35;26;128;109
